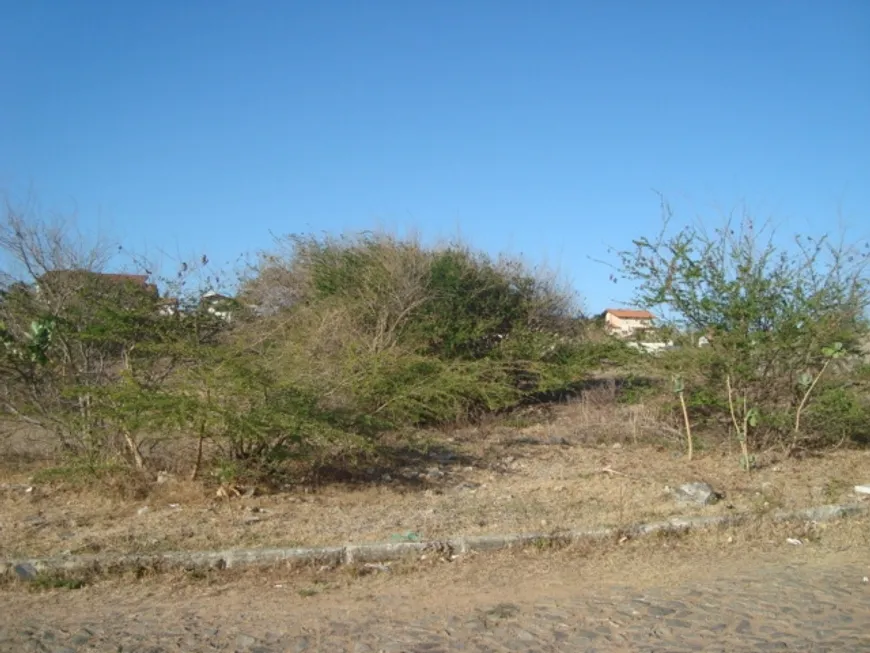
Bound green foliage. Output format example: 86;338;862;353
803;385;870;446
30;573;87;591
413;248;529;359
615;376;660;405
0;249;231;466
238;232;598;440
684;386;725;414
0;317;55;364
0;230;587;481
615;203;870;453
746;407;760;428
5;199;867;489
31;458;128;485
220;370;369;472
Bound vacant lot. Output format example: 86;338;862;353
2;400;868;562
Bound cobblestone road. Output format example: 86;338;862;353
3;552;869;652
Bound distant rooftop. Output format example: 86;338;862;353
37;270;158;295
603;308;655;320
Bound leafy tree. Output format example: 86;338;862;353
615;203;869;453
0;201;233;470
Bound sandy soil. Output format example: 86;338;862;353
2;402;868;560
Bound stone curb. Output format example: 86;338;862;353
3;502;866;580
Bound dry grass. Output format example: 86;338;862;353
1;398;868;561
4;513;868;625
181;511;870;601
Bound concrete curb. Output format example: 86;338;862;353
3;502;866;579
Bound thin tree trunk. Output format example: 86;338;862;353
190;418;206;481
678;391;693;461
123;429;145;470
793;358;831;448
190;387;211;481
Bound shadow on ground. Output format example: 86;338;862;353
303;441;482;489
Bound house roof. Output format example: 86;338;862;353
200;291;233;302
604;308;655;320
38;270;158;296
39;270;150;285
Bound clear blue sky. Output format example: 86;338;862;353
1;1;868;312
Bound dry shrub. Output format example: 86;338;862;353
558;388;681;447
213;231;621;481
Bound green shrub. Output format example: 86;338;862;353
236;232;600;435
615;204;870;454
803;385;870;446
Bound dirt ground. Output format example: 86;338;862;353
10;509;864;605
2;515;869;652
2;399;868;562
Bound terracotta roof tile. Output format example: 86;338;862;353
604;308;655;320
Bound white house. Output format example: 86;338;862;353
626;340;674;354
200;291;235;322
603;308;655;338
158;297;179;316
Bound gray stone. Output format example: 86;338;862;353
0;483;34;492
854;485;870;495
70;630;92;646
783;503;863;521
2;502;866;583
671;482;720;506
236;633;258;648
425;467;445;480
13;563;38;581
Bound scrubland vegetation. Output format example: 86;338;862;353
0;198;868;491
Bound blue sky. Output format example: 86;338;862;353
1;1;868;312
